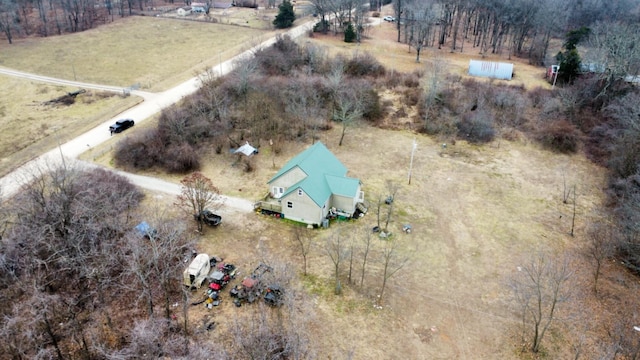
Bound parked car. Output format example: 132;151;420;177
383;16;395;22
109;118;134;134
195;209;222;227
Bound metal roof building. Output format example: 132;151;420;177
468;60;514;80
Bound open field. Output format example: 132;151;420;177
0;16;270;91
0;13;277;177
0;75;140;177
130;123;613;359
308;17;553;91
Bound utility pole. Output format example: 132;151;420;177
408;139;417;185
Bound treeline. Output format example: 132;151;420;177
310;0;639;64
0;0;174;43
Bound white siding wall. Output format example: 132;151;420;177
270;167;306;195
332;195;356;215
281;190;323;225
330;184;362;215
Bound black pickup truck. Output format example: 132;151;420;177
195;209;222;227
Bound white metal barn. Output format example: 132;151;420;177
468;60;514;80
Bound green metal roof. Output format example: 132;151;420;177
268;142;359;207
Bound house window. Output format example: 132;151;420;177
272;186;285;199
358;191;365;202
287;201;293;208
298;189;303;196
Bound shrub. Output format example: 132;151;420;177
255;36;303;76
529;86;552;109
313;20;330;33
402;87;421;107
456;110;496;143
164;144;200;173
345;52;385;78
535;119;581;153
114;128;164;170
361;88;383;121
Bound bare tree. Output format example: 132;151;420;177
587;21;640;96
383;180;400;233
292;226;313;276
176;172;221;232
422;50;445;130
407;0;436;63
586;220;614;294
231;57;259;106
0;0;19;44
333;92;363;147
360;227;374;287
378;238;408;305
509;251;572;354
326;230;348;295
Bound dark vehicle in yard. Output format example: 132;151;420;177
109;119;135;134
195;209;222;227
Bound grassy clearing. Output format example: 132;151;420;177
0;75;140;177
308;20;552;90
103;121;606;358
0;16;270;91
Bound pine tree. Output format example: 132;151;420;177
344;23;356;43
273;0;296;29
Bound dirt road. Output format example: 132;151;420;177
0;19;317;209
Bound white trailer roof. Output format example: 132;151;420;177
468;60;513;80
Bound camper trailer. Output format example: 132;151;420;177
183;254;211;289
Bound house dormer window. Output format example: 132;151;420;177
272;186;284;199
298;189;303;196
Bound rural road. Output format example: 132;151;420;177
0;18;319;210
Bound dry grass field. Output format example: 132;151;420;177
0;12;274;177
124;124;610;359
0;16;270;91
0;75;140;177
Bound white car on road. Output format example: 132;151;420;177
383;16;396;22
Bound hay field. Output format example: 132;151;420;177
0;16;270;91
0;76;140;177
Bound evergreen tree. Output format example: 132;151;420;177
344;23;356;43
555;27;590;84
273;0;296;29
